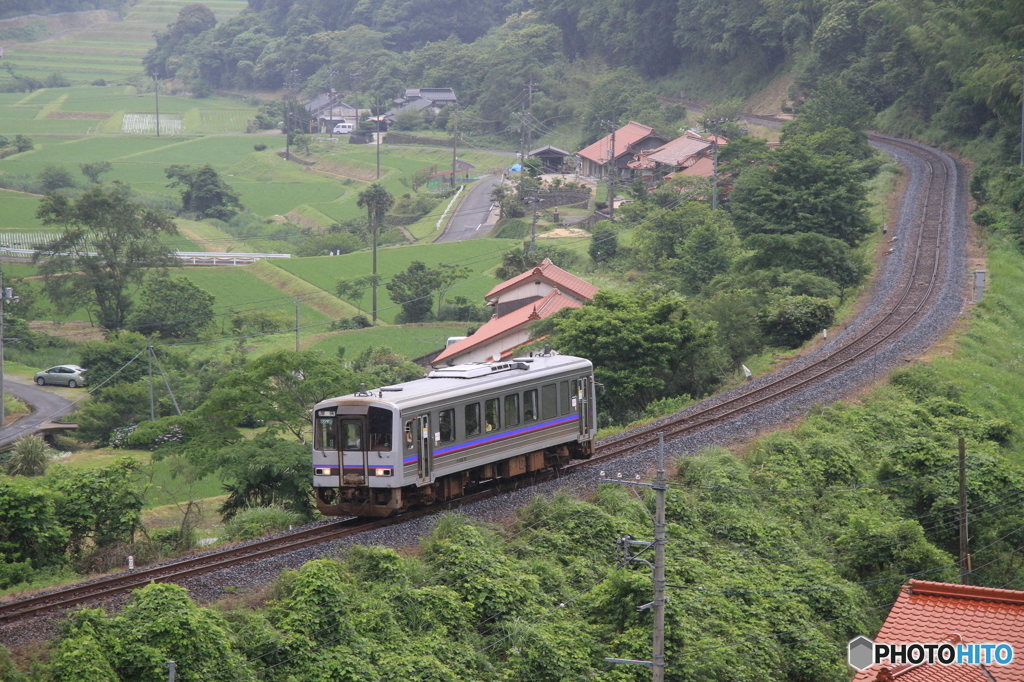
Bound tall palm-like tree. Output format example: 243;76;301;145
356;183;394;322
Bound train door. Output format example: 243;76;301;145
415;414;432;482
340;417;368;482
577;375;593;437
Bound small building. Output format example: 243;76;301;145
852;580;1024;682
576;121;668;180
305;92;358;133
528;145;573;173
430;258;599;367
430;289;584;367
395;88;458;107
485;257;598;317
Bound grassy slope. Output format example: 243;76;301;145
270;239;509;324
0;0;247;85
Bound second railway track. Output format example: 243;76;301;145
0;132;967;631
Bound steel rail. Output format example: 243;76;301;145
0;135;961;629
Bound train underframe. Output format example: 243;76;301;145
315;440;593;517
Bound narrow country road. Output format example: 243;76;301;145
434;174;504;243
0;376;76;448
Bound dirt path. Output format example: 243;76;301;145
245;260;356;322
177;227;220;252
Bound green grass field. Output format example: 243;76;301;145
306;323;473;361
271;239;510;323
0;0;247;86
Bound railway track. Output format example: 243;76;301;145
0;133;964;628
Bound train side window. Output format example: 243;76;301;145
523;389;538;423
541;383;557;419
485;398;500;432
316;416;337;450
438;408;455;443
560;381;570;415
465;403;481;438
571;380;579;406
368;406;392;451
405;421;414;449
504;394;520;427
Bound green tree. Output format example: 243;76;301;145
49;458;146;557
199;350;364;444
13;135;33;152
35;185;179;330
589;222;618;264
215;432;314;520
0;476;68;569
742;232;867;296
165;164;243;220
551;291;717;422
386;260;439;323
758;295;836;348
128;275;215;339
357;182;395;322
335;275;378;315
79;161;113;184
729;143;872;246
38;165;76;191
77;331;151;390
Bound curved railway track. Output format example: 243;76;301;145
0;133;966;628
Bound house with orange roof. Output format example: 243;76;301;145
430;259;598;367
852;580;1024;682
431;289;584;367
577;121;668;179
485;257;598;317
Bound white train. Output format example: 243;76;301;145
312;352;597;517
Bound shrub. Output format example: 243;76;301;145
37;165;76;191
758;295;836;348
91;78;107;86
253;143;267;151
6;435;49;476
223;506;304;541
43;72;71;88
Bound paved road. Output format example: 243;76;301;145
0;376;77;448
434;174;504;243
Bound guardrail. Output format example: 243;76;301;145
0;248;291;266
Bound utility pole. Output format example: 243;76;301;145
601;433;668;681
154;76;160;138
0;271;19;428
450;104;459;188
329;69;337;138
1015;56;1024;167
295;299;301;352
166;660;176;682
375;98;382;180
959;436;970;585
147;344;155;422
705;118;728;211
601;121;617;222
529;193;539;254
523;80;538;156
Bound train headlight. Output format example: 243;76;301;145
375;468;392;477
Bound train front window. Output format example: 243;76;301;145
542;384;557;419
439;409;455;443
368;407;393;451
316;416;337;450
465;403;481;437
341;420;363;451
524;389;538;423
504;394;520;427
485;398;500;432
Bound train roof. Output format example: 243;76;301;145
315;354;592;413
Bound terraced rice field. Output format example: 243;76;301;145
0;0;247;85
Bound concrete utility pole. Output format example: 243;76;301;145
600;119;618;221
154;76;160;137
529;193;540;254
0;271;19;428
959;436;970;584
329;69;337;138
705;117;729;211
147;344;155;421
1015;56;1024;167
295;299;301;352
451;104;459;188
601;433;668;681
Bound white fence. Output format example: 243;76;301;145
0;247;290;266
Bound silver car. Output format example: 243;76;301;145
34;365;88;388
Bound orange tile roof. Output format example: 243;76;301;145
577;121;661;165
432;289;582;365
853;581;1024;682
646;133;716;167
679;155;716;178
485;258;599;301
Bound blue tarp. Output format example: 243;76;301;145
508;163;523;172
